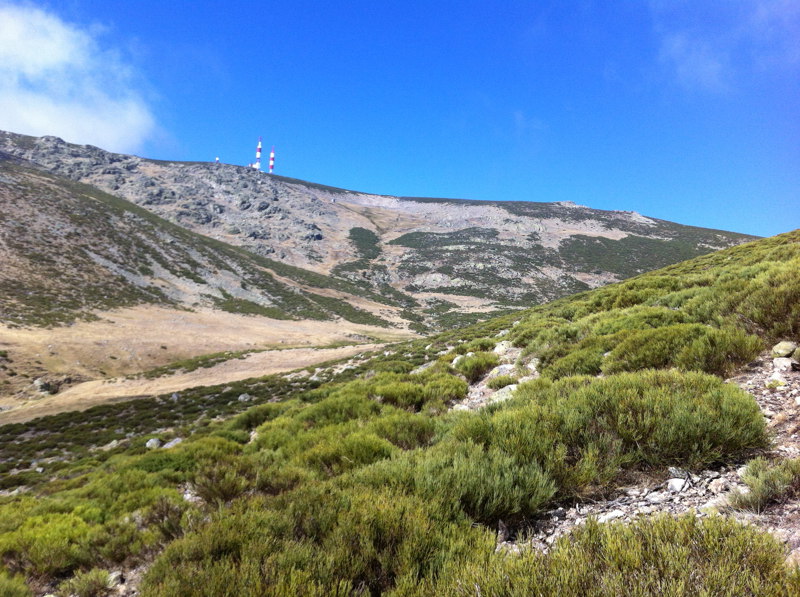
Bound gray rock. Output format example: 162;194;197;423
772;341;798;357
452;355;465;366
493;341;514;356
667;478;690;492
708;478;728;494
598;509;624;523
773;357;795;371
486;364;516;380
107;571;123;587
668;466;688;478
488;384;518;404
646;491;668;504
162;438;183;449
145;438;161;449
237;393;252;402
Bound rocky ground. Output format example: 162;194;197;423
449;341;800;564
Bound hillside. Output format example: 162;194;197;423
0;152;418;408
1;230;798;596
0;130;757;328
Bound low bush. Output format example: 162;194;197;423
454;352;500;383
427;514;800;596
0;570;30;597
730;457;800;513
486;374;517;389
58;568;112;597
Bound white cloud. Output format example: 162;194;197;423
0;2;156;153
652;0;800;93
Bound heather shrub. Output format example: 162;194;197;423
412;440;556;524
0;570;30;597
427;514;800;596
373;381;426;410
674;326;762;377
58;568;112;597
601;323;707;373
298;431;395;477
366;412;437;449
454;352;499;383
486;374;517;389
730;457;800;513
421;373;468;403
0;513;99;576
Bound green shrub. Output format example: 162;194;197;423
674;326;762;377
454;370;767;497
58;568;112;597
373;381;426;410
422;374;468;403
486;374;517;389
192;461;251;506
427;514;800;596
602;324;707;374
730;457;800;513
0;570;30;597
299;432;395;477
454;352;500;383
0;513;99;576
372;360;415;374
366;413;437;449
413;440;556;525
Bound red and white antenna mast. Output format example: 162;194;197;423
269;146;275;174
253;137;262;170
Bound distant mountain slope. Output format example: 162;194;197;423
0;130;758;327
0;152;396;328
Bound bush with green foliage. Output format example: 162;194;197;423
730;457;800;513
454;351;500;383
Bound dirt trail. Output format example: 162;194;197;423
0;343;382;424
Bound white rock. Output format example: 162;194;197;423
486;364;516;379
108;571;123;587
598;509;625;523
708;478;728;494
452;404;470;411
667;478;690;492
162;438;183;449
452;355;465;366
773;357;795;371
145;438;161;449
772;341;798;357
493;341;514;356
237;393;252;402
646;491;668;504
488;385;518;404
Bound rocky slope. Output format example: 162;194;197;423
0;151;398;329
0;130;758;327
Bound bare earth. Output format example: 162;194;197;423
0;305;414;423
0;343;382;424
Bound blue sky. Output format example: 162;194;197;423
0;1;797;237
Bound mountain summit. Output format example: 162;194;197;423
0;130;757;329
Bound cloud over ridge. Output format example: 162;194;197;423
0;2;156;153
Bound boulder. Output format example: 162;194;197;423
145;438;161;449
486;364;516;380
162;438;183;449
488;384;517;404
493;341;514;356
793;347;800;361
598;509;624;523
772;341;798;357
237;393;252;402
667;477;690;493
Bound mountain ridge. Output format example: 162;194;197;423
0;130;758;330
